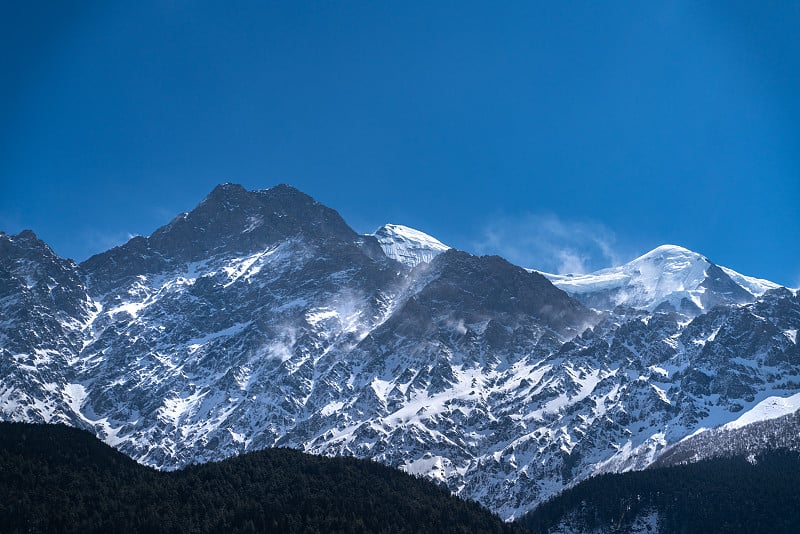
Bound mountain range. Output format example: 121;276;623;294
1;183;798;520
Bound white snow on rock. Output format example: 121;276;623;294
786;329;798;344
540;244;781;312
719;266;782;297
543;245;710;311
370;224;450;268
723;392;800;431
3;189;797;522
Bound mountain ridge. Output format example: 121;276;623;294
1;183;798;520
540;243;779;315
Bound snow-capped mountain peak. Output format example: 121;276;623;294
2;186;798;521
542;244;769;314
370;223;450;267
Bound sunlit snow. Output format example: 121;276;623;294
371;224;450;267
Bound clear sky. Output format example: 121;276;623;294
2;1;798;286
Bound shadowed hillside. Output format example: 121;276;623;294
517;449;800;533
0;422;521;534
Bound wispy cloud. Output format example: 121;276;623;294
78;229;139;259
470;213;621;274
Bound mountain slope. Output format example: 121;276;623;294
0;230;97;425
653;400;800;468
74;185;406;467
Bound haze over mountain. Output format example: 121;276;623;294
1;184;798;519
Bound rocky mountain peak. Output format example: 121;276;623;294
1;231;72;274
15;229;40;240
205;180;247;195
1;230;57;261
80;184;370;292
152;183;358;256
415;250;593;336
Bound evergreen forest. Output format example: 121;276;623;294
0;422;519;534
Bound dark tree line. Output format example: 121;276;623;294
518;449;800;533
5;421;800;534
0;422;520;534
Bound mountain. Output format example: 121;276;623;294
0;421;520;534
541;244;779;314
0;230;97;425
370;224;450;268
81;183;391;294
1;183;798;520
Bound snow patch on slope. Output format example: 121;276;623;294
402;454;461;484
723;392;800;431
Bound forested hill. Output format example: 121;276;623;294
517;449;800;534
0;422;520;534
6;421;800;534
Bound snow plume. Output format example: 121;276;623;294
445;316;468;335
80;229;139;259
328;290;368;335
264;327;297;362
472;213;621;274
305;288;378;343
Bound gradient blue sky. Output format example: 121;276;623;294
2;1;798;286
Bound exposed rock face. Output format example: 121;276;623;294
0;230;97;424
1;184;798;520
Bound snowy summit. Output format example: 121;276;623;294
370;224;450;268
542;244;781;314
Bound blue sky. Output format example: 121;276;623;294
1;1;798;286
